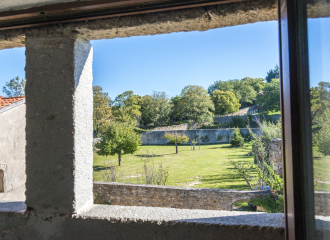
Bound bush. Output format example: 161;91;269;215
231;128;244;147
137;154;169;185
230;116;247;128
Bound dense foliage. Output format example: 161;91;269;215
210;90;240;115
256;78;280;113
265;64;279;83
93;85;112;136
230;128;244;147
177;85;215;124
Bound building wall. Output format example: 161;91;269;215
0;104;26;201
94;182;269;211
141;128;260;145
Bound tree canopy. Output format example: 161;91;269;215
256;78;280;113
93;85;112;135
177;85;214;124
207;78;263;107
265;64;279;83
96;122;141;166
2;77;26;97
112;91;141;125
210;90;240;115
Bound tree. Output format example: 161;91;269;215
151;91;172;127
140;95;156;128
163;132;189;154
170;95;184;123
242;77;266;94
310;82;330;120
256;78;280;113
93;85;112;136
177;85;214;124
211;90;240;115
96;122;141;166
314;108;330;156
265;64;279;83
208;78;258;107
112;91;141;125
2;76;26;97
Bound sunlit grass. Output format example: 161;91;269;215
93;143;255;190
313;147;330;191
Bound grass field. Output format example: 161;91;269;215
93;143;256;190
313;148;330;191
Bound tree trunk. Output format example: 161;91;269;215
193;145;195;150
118;154;121;166
175;144;178;154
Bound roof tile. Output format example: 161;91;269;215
0;96;25;108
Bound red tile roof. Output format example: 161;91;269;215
0;96;25;108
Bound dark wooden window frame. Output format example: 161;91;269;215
279;0;315;239
0;0;317;239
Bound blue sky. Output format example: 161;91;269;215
0;18;329;99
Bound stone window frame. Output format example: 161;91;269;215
0;164;8;193
0;0;329;238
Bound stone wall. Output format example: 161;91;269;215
151;123;200;131
141;128;260;145
213;114;281;125
93;182;269;211
268;138;330;216
315;192;330;216
269;138;283;176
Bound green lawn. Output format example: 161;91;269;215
93;144;255;190
313;148;330;191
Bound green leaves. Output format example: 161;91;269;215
210;90;240;115
163;132;189;145
2;76;25;97
256;78;280;113
96;122;142;164
177;85;214;124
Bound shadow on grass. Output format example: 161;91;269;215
201;174;252;190
93;165;115;172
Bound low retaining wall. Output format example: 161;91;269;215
93;182;269;211
213;114;281;124
141;128;260;145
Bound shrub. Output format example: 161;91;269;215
231;128;244;147
230;116;247;128
137;154;169;185
200;135;209;143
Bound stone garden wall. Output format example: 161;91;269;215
268;138;330;216
269;138;283;176
213;114;281;124
141;128;260;145
93;182;269;211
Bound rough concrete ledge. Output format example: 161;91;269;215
77;204;285;228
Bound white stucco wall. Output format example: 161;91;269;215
0;103;26;201
0;0;78;12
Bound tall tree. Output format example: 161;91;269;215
96;122;141;166
265;64;279;83
178;85;214;124
93;85;112;135
256;78;280;113
2;76;26;97
310;82;330;120
112;91;141;125
210;90;240;115
151;91;172;127
140;95;156;128
170;95;184;123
